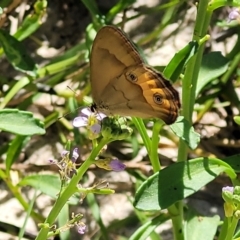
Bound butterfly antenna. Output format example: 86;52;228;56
57;86;82;120
67;86;78;96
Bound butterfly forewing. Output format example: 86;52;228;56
90;26;142;102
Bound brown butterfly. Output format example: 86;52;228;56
90;25;180;125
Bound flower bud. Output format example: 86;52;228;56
101;117;132;140
232;195;240;205
94;158;126;171
224;202;234;217
222;186;234;203
234;186;240;195
234;210;240;219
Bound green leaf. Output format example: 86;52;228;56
222;154;240;173
170;116;200;150
14;1;46;41
0;77;30;109
0;109;45;135
85;24;98;53
81;0;104;26
129;214;169;240
14;0;47;41
185;209;220;240
0;29;37;76
134;157;236;211
106;0;135;23
19;174;79;205
196;51;229;96
58;204;70;240
163;41;199;82
86;193;109;239
6;135;29;172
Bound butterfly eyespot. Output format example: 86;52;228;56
153;93;163;105
126;72;138;82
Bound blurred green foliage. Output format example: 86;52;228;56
0;1;240;240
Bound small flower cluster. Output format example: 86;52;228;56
70;213;87;235
56;213;87;235
73;108;133;141
101;116;133;140
72;108;132;172
222;186;240;218
49;148;79;180
39;213;87;236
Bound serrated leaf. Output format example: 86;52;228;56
0;29;37;76
134;157;236;211
170;116;200;150
0;109;45;135
19;174;79;205
196;51;229;96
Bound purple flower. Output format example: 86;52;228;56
72;108;91;127
76;222;87;234
222;186;234;194
90;123;101;134
71;148;79;163
61;150;69;158
228;8;240;23
49;159;57;164
73;108;105;129
109;159;126;172
49;148;79;179
94;158;126;171
222;186;234;204
73;108;106;139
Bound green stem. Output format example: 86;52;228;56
131;117;151;154
168;204;184;240
177;1;212;163
207;0;240;11
173;1;212;240
225;217;239;240
222;51;240;85
36;137;109;240
132;118;164;172
150;120;163;172
218;217;229;240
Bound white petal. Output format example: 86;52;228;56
72;148;79;160
81;107;92;116
90;123;101;134
96;112;107;120
73;116;88;127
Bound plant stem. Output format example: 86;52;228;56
36;138;109;240
173;1;213;240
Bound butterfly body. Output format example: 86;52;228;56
90;26;180;125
